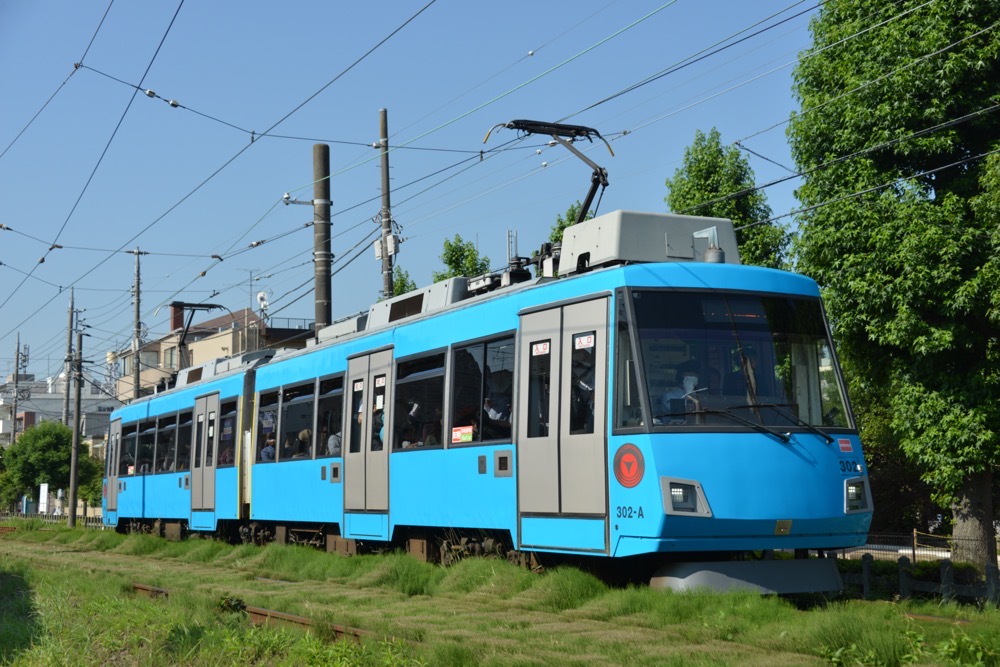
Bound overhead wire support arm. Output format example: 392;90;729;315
484;119;613;225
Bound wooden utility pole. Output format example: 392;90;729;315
313;144;332;335
379;108;394;298
67;331;82;528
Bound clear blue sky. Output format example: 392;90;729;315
1;0;816;384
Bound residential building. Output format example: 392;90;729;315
0;372;122;454
113;305;312;403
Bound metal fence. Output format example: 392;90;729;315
829;530;1000;566
0;511;103;529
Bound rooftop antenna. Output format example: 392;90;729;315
484;120;613;224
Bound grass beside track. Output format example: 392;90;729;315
1;522;999;666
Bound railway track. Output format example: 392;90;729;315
131;582;373;642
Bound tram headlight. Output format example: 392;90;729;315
661;477;712;517
669;482;697;513
845;479;869;512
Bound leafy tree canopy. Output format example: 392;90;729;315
392;266;417;295
787;0;1000;564
0;422;102;509
431;234;490;282
549;201;593;244
664;128;788;268
2;422;73;500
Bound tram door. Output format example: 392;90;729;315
344;349;392;512
107;418;121;512
191;394;219;512
517;298;609;516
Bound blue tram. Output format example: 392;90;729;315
104;210;872;591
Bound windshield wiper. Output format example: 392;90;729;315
694;408;790;443
732;403;835;444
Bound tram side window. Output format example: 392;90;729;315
449;337;515;445
527;340;552;438
257;391;279;462
279;382;315;461
569;332;596;435
137;422;156;474
120;426;138;476
393;353;444;450
349;383;364;454
316;377;344;458
371;375;386;451
157;415;177;472
218;401;237;466
105;432;115;477
194;414;204;470
205;410;217;466
175;412;193;472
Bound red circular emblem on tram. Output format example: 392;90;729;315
613;443;644;488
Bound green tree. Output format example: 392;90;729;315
79;456;104;510
392;266;417;295
788;0;1000;566
664;128;788;268
431;234;490;282
549;201;593;244
0;423;104;512
1;421;74;502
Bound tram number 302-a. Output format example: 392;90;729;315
615;506;644;519
839;459;861;474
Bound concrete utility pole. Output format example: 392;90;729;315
11;333;19;442
62;288;74;425
128;248;147;400
313;144;332;335
67;331;82;528
378;108;394;298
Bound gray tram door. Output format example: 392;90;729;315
192;394;220;511
517;298;609;516
344;349;392;512
107;418;121;512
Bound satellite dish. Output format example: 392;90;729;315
256;291;269;311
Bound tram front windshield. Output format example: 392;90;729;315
628;290;851;430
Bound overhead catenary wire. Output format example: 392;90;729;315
566;0;823;119
393;0;622;139
0;0;114;162
680;102;1000;216
621;0;946;139
734;11;997;145
0;0;186;316
75;63;514;157
736;146;1000;231
3;2;956;374
281;1;679;200
109;0;897;324
6;0;688;354
387;0;929;237
1;1;438;345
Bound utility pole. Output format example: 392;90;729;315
127;248;147;400
313;144;332;334
378;108;394;298
62;288;74;425
11;333;19;443
67;330;82;528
